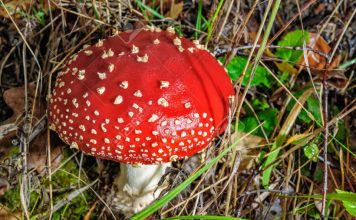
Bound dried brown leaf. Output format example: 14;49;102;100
231;132;264;170
1;84;62;173
165;1;184;19
2;83;45;125
0;178;9;196
28;132;64;174
147;0;183;19
0;205;20;220
300;33;341;71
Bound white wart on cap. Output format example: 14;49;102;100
49;27;234;164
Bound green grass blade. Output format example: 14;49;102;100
227;0;280;188
262;88;313;187
135;0;165;19
281;192;356;203
339;57;356;69
131;127;262;220
195;0;203;39
261;136;284;187
205;0;224;44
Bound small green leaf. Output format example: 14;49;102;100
35;10;45;25
238;108;278;137
276;30;310;63
279;71;290;83
306;96;322;124
252;98;270;111
336;190;356;216
313;168;323;182
303;143;319;162
335;120;346;142
225;56;271;88
262;88;313;187
258;108;278;135
287;87;320;125
238;117;258;133
296;95;320;124
294;203;321;219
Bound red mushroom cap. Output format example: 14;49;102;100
49;27;234;164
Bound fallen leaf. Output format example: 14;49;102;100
0;178;9;196
1;83;45;158
165;1;184;19
2;83;45;125
230;132;264;170
252;182;279;209
299;33;341;71
301;33;329;70
298;33;347;88
0;205;21;220
285;130;313;146
249;32;299;75
27;131;64;174
274;61;298;75
0;1;29;18
146;0;183;19
84;201;98;220
0;84;63;174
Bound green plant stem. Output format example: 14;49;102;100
339;58;356;69
135;0;165;19
195;0;203;39
205;0;225;44
229;0;281;187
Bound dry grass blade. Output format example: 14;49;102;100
0;0;354;219
262;87;314;187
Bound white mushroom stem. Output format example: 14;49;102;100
114;163;171;217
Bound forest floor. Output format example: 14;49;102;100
0;0;355;219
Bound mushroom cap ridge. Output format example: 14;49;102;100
48;28;234;164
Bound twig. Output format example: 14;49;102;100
0;124;18;139
320;7;355;218
32;179;99;219
328;8;356;62
214;44;330;60
321;65;329;219
53;180;98;212
214;0;235;42
239;189;295;197
161;176;229;215
199;148;240;214
235;168;259;216
20;31;30;220
234;0;275;134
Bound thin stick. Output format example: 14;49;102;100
320;7;355;218
20;40;30;220
215;44;330;60
47;129;54;219
321;69;329;218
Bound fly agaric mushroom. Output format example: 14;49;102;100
48;26;234;216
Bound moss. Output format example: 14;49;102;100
0;149;94;219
